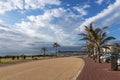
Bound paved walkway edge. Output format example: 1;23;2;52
71;59;85;80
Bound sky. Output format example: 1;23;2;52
0;0;120;54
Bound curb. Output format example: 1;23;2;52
71;59;85;80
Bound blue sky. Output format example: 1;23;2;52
0;0;120;54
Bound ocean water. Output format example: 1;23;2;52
0;46;85;56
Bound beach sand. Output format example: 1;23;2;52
0;56;84;80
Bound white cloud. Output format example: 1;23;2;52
27;8;65;23
73;4;90;16
77;0;120;32
0;2;94;53
0;23;55;54
15;7;83;46
24;0;61;9
0;0;61;14
0;19;3;23
95;0;104;5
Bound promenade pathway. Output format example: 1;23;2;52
0;57;84;80
77;57;120;80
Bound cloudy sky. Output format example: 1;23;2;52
0;0;120;54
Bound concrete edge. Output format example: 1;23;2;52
71;59;85;80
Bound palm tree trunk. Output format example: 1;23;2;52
44;51;45;57
98;47;101;63
56;47;58;57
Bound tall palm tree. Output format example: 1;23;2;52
41;47;47;57
79;23;96;58
80;23;115;63
53;42;60;56
93;27;115;63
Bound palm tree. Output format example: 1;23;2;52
93;27;115;63
80;23;115;63
41;47;47;57
53;42;60;56
79;23;96;58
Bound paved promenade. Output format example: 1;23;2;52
0;57;84;80
77;57;120;80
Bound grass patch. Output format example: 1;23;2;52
0;56;55;64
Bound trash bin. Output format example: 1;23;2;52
110;54;118;71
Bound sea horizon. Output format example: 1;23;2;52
0;46;85;56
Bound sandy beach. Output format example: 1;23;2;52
0;56;84;80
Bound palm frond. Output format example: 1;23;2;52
80;37;90;41
95;28;102;34
100;37;116;45
102;26;108;30
78;33;87;36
